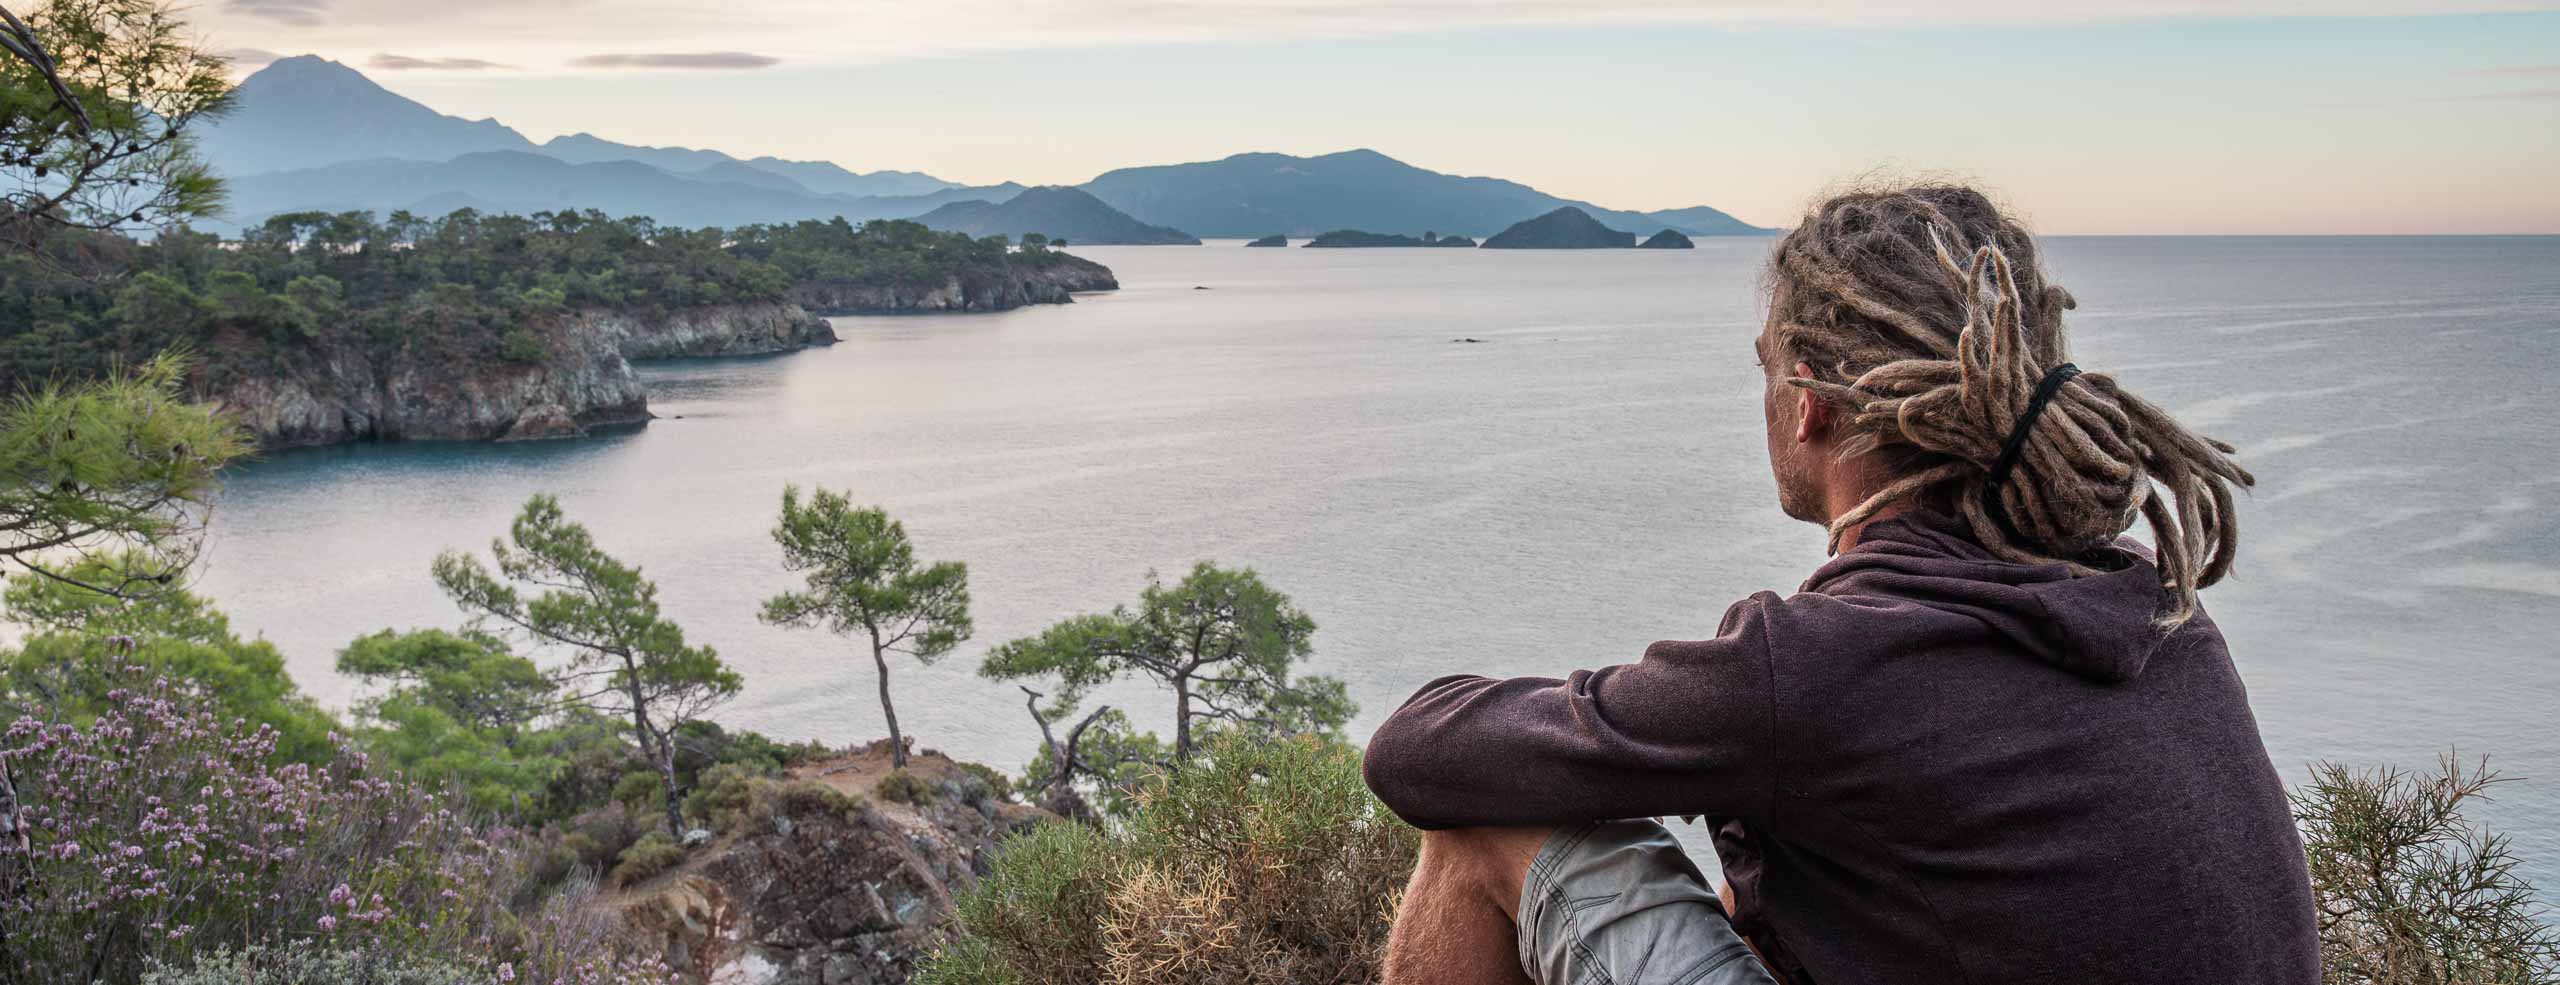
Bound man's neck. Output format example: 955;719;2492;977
1823;475;1914;551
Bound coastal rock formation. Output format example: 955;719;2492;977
1481;207;1638;249
1246;234;1288;247
786;254;1119;313
1638;229;1696;249
199;302;834;450
612;743;1052;985
198;257;1118;449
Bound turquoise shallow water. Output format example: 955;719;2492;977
198;236;2560;893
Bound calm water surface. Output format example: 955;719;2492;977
200;236;2560;890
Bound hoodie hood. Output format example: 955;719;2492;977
1801;510;2177;684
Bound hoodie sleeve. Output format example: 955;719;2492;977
1362;597;1780;830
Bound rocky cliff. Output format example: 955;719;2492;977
786;255;1118;314
199;301;836;450
613;743;1051;985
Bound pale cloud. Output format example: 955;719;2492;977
2434;87;2560;100
2464;64;2560;75
195;0;2560;71
218;46;286;68
369;54;511;70
225;0;328;27
568;52;782;70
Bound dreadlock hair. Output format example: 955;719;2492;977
1765;184;2253;626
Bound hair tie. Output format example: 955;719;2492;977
1986;363;2080;489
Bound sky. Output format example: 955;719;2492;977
198;1;2560;234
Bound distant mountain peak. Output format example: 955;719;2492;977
916;184;1198;245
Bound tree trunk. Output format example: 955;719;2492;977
653;739;684;837
1173;682;1193;761
627;672;684;836
874;641;906;769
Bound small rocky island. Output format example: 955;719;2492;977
1480;206;1639;249
1304;229;1477;248
1246;234;1289;247
1639;229;1696;249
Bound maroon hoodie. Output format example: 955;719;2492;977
1362;511;2320;984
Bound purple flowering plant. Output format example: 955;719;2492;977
0;666;663;985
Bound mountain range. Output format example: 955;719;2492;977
195;56;1769;242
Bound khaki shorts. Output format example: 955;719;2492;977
1517;820;1778;985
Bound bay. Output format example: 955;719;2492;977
198;235;2560;891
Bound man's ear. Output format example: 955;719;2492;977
1792;361;1829;444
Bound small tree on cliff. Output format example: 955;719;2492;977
982;562;1352;767
760;486;970;769
434;494;739;835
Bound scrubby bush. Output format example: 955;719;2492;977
743;778;867;833
609;831;686;888
879;767;936;805
0;669;651;985
682;762;763;832
925;822;1114;985
918;734;1416;985
2297;754;2560;984
954;761;1014;802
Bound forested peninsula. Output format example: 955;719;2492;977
0;210;1117;449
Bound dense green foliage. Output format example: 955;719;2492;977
0;352;246;583
0;210;1083;392
1;553;338;762
337;627;566;814
761;487;971;768
916;734;1417;985
1;0;230;236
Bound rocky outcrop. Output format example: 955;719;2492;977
615;744;1052;985
1245;234;1288;247
786;256;1118;314
200;302;837;450
1638;229;1696;249
586;301;837;359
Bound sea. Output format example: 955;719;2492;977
196;236;2560;893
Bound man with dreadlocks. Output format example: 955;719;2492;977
1362;185;2319;985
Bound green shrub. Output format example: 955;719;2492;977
912;936;1024;985
919;734;1415;985
498;328;548;365
745;778;867;832
2297;754;2560;984
684;761;767;832
955;761;1015;801
611;769;663;813
879;767;936;805
610;830;687;888
933;820;1117;985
